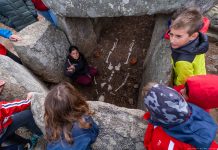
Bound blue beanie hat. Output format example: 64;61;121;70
144;84;191;127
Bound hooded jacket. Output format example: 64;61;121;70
0;99;30;136
47;116;99;150
0;0;37;31
171;32;208;85
143;112;218;150
185;74;218;110
164;103;217;149
144;84;217;149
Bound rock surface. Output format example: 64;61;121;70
206;4;218;31
138;15;172;109
31;92;47;134
89;101;146;150
43;0;217;17
0;55;48;100
31;92;147;150
13;20;70;83
58;17;97;57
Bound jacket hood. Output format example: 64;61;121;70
144;84;190;127
186;74;218;110
171;32;208;55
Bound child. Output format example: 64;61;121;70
174;74;218;111
0;80;43;149
169;7;208;85
142;82;218;149
44;82;99;150
0;28;22;64
31;0;58;26
64;46;97;86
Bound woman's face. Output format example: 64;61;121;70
70;49;80;60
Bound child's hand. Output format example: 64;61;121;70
67;65;75;72
9;34;21;41
37;14;45;21
26;92;33;100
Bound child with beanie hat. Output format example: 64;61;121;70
143;83;217;149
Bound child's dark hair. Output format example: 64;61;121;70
68;46;79;53
44;82;93;144
185;82;189;97
171;7;203;35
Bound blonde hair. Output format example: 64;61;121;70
171;7;203;35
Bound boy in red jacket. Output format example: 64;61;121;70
32;0;57;26
142;82;218;150
0;80;42;149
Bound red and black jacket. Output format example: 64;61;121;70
0;99;30;134
143;112;218;150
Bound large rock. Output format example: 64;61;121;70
13;20;70;83
89;101;146;150
206;4;218;31
31;92;47;134
58;17;97;57
43;0;217;17
138;15;172;110
31;93;147;150
0;55;48;100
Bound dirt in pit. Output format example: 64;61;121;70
78;15;155;109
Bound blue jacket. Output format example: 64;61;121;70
164;103;217;149
0;28;12;39
47;116;99;150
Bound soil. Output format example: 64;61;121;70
206;41;218;74
78;15;155;109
